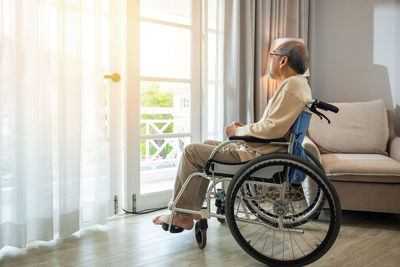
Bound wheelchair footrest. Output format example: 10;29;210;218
162;223;184;233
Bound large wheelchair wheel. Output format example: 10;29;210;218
304;149;324;171
241;149;326;228
225;153;341;267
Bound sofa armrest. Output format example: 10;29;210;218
389;136;400;162
303;136;322;163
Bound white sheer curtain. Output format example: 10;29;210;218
0;0;111;248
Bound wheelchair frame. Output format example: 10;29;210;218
168;135;295;225
166;99;341;266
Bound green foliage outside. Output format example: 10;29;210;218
140;83;174;158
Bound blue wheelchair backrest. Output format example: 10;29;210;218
289;111;312;183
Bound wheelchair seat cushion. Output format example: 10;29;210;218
205;160;248;177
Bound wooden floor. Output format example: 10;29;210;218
1;210;400;267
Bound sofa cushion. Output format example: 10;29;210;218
321;153;400;183
308;99;389;155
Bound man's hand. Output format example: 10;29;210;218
225;121;244;137
232;121;244;127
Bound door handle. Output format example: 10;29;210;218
104;73;121;83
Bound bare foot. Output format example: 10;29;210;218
193;214;201;220
193;206;202;220
152;213;194;230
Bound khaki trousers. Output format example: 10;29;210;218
170;140;255;211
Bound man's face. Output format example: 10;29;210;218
267;49;282;80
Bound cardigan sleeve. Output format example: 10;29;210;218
235;82;308;139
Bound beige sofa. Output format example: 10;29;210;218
304;99;400;213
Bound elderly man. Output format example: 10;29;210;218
153;41;311;232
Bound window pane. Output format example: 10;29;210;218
140;137;190;193
140;22;190;79
140;0;191;25
140;81;191;134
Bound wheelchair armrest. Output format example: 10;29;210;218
206;136;288;168
229;136;287;143
207;139;242;162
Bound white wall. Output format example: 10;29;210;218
310;0;400;111
373;0;399;108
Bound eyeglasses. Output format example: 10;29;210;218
269;53;282;57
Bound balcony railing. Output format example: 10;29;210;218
140;107;190;171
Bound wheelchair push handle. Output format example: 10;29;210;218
312;100;339;113
307;99;339;124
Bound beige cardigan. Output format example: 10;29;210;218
235;75;312;161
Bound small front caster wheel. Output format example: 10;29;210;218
195;219;208;249
216;206;226;223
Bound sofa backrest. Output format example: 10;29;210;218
308;99;389;155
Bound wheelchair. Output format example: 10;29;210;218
167;99;342;266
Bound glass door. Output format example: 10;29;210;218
125;0;201;211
